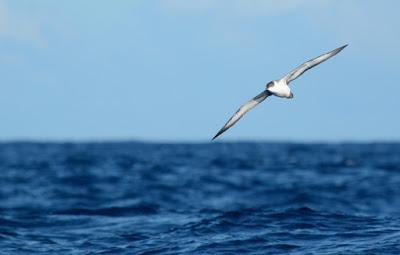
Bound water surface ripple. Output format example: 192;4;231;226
0;142;400;254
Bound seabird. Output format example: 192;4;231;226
212;44;348;140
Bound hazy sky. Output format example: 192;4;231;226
1;0;399;141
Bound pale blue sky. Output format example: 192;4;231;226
0;0;399;141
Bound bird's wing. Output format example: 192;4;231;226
212;90;271;140
283;44;348;84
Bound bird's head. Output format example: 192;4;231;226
266;81;275;89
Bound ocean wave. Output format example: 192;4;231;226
1;142;400;254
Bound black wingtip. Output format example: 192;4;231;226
333;44;348;55
211;132;221;141
211;129;224;141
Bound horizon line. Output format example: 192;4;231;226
0;138;399;145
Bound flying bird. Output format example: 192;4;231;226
212;44;348;140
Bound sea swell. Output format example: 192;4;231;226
0;142;400;254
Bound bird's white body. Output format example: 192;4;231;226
267;80;293;98
212;44;348;140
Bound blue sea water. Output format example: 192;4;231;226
0;142;400;254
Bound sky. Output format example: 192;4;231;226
0;0;399;142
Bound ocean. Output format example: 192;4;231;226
0;142;399;254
